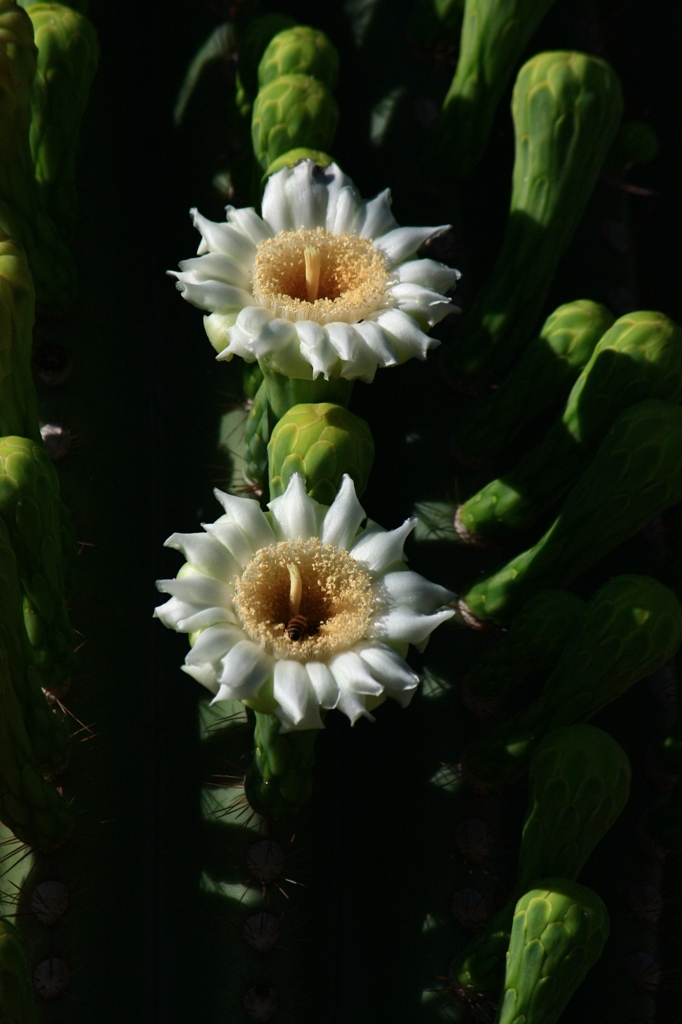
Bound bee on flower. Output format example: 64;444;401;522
155;474;455;731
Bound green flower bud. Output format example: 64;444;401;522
498;880;609;1024
258;25;339;92
268;402;374;506
251;73;338;171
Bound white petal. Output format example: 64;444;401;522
369;606;455;645
373;308;438;359
224;205;273;245
321;475;366;549
389;282;455;329
176;604;236;632
249;318;300;359
204;311;242;355
328;650;384;696
325;322;379;382
294;320;341;380
354;320;400;365
164;531;239;580
326;184;361;234
205;519;256;568
212;490;276;550
184;622;242;671
237;314;314;378
305;661;339;709
350;518;416;573
332;678;375;725
213;640;273;701
273;659;323;730
267;473;319;540
156;574;233;610
191;211;258;264
356;189;398;240
396;257;461;294
235;304;275;336
181;663;220;690
262;161;355;233
154;589;237;633
177;252;253;292
356;642;419;704
377;569;455;612
172;267;255;313
374;225;449;265
214;319;256;360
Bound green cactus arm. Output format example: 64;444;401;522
460;590;586;717
0;516;70;774
434;0;558;181
457;311;682;543
243;709;320;817
453;300;614;463
251;73;339;172
0;437;75;697
268;402;374;506
0;0;77;312
0;238;40;442
0;633;72;850
26;2;100;238
443;50;623;386
258;25;338;91
461;400;682;624
0;917;38;1024
450;725;628;998
517;724;631;889
495;879;609;1024
463;575;682;787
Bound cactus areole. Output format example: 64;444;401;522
155;473;454;731
171;160;460;382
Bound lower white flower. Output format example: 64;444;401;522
155;474;454;731
171;159;460;383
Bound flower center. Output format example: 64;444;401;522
232;537;375;661
251;227;390;325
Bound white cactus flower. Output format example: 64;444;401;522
171;160;460;383
155;474;454;731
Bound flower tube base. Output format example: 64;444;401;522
244;710;320;818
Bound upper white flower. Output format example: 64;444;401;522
171;160;460;383
155;473;454;731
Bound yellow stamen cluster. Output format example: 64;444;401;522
252;227;390;324
233;538;376;661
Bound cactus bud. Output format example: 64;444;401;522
268;402;374;505
258;25;339;91
251;73;338;171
